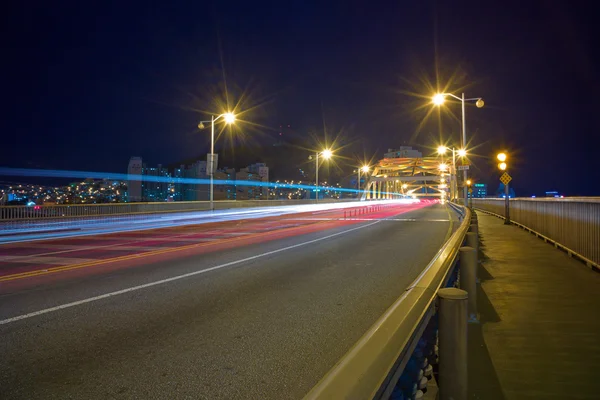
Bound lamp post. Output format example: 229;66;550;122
309;149;333;201
497;152;510;224
433;93;484;206
466;179;473;208
358;165;370;198
197;112;236;211
437;145;468;202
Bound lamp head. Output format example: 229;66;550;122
223;112;236;124
432;93;445;106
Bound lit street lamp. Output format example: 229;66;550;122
309;149;333;201
356;165;370;197
497;152;510;224
198;112;236;211
466;179;473;208
437;145;468;201
433;92;484;206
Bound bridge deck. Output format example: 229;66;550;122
470;211;600;399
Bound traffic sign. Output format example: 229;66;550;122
500;172;512;185
457;165;469;171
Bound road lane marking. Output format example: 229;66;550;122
0;219;336;282
0;220;381;325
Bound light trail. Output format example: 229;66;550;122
0;167;403;196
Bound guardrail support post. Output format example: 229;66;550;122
438;288;468;400
469;223;478;235
466;232;478;252
459;246;478;323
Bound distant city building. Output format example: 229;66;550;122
384;146;423;159
141;164;170;202
126;156;269;202
183;160;209;201
127;157;143;202
472;183;487;198
213;168;236;200
235;163;269;200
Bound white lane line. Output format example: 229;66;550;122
0;220;381;326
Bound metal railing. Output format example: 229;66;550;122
472;198;600;269
304;203;472;399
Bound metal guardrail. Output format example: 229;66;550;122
304;203;472;399
472;198;600;269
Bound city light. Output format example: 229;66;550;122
438;163;448;171
321;149;333;159
457;149;467;157
223;112;236;124
466;179;472;186
497;152;508;171
402;184;408;189
437;145;448;155
361;165;370;173
432;93;445;106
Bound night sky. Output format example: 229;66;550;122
2;1;599;196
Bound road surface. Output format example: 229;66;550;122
0;202;455;399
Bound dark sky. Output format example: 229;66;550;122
2;0;599;195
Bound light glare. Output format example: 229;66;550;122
432;93;445;106
437;145;448;155
223;112;236;124
321;149;333;159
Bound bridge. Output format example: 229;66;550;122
1;190;599;399
361;157;451;200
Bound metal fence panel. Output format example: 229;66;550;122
472;198;600;267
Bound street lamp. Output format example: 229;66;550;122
198;111;236;211
357;165;370;196
497;152;510;224
309;149;333;201
466;179;473;208
437;144;468;201
433;92;484;205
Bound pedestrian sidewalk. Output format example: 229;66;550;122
469;211;600;399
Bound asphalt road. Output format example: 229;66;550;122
0;203;455;399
